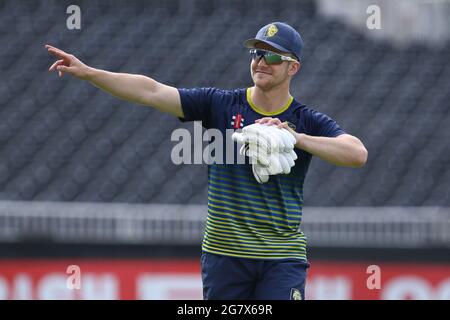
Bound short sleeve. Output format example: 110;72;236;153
178;87;216;128
311;111;346;137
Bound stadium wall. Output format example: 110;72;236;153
0;201;448;300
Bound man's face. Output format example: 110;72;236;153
249;43;299;91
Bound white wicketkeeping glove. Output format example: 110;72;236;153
232;123;298;183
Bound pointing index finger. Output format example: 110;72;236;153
46;45;71;60
45;44;63;52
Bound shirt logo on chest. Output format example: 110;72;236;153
231;114;245;129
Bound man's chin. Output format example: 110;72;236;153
253;79;273;91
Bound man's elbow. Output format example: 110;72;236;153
352;146;368;168
336;135;368;168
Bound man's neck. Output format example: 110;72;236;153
250;85;292;114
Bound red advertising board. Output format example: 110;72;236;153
0;259;448;300
307;261;450;300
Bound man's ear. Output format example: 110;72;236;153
288;61;301;76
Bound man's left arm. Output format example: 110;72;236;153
255;117;368;168
294;133;368;168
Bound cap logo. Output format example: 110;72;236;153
265;24;278;37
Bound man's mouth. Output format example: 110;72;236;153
255;70;271;75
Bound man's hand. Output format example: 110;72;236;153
46;44;91;79
256;117;291;130
255;117;299;141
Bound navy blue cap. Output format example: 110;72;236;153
244;22;304;61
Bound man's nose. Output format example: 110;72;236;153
257;56;269;67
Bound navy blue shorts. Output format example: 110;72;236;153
201;251;310;300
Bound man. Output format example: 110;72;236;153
46;22;368;300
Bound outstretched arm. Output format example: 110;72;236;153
46;45;184;118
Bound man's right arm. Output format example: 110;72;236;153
46;44;184;118
87;69;183;118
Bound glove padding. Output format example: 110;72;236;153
232;123;298;183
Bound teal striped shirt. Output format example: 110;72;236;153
205;164;307;259
178;87;345;261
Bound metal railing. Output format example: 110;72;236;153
0;201;448;248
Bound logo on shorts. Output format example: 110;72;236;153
290;288;302;300
265;24;278;37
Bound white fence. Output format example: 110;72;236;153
0;201;448;248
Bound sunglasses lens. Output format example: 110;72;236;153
249;50;258;60
264;52;283;65
250;49;283;65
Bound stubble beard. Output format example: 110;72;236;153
253;73;290;92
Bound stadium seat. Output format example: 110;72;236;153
0;0;447;207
